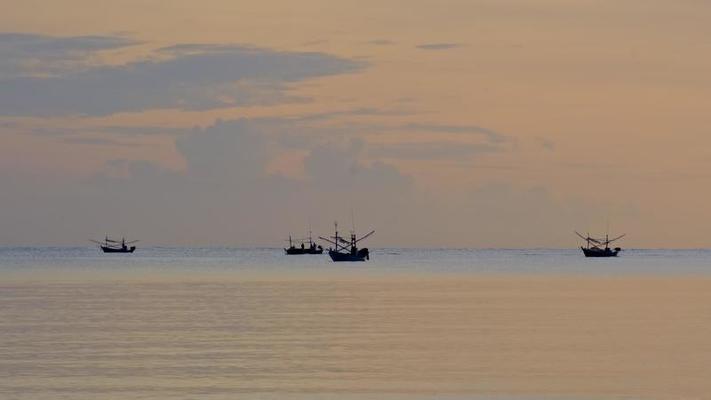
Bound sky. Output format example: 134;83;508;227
1;0;711;247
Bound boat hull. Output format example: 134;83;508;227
285;247;323;255
329;250;365;262
581;247;619;257
328;249;369;262
101;246;136;253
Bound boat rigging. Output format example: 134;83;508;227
90;236;138;253
284;231;323;255
319;222;374;262
575;231;625;257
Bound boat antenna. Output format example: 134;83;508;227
351;209;355;234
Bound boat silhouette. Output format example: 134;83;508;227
284;231;323;255
91;236;138;253
319;222;374;262
575;231;625;257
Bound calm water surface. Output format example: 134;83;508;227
1;247;711;277
1;248;710;399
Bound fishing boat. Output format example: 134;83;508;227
91;236;138;253
319;222;374;262
284;232;323;255
575;231;625;257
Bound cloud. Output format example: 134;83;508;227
90;125;200;136
285;107;414;123
296;121;514;161
181;115;511;162
61;137;141;147
368;141;502;160
100;119;412;244
5;103;509;163
0;32;140;79
0;120;19;131
175;118;271;183
303;138;412;190
403;123;508;143
535;137;556;151
25;106;407;137
416;43;463;50
0;112;624;246
367;39;395;46
10;122;200;138
169;118;413;195
301;40;329;47
419;184;597;247
0;34;366;117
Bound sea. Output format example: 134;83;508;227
2;247;710;399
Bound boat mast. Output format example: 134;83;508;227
334;222;339;252
350;209;357;251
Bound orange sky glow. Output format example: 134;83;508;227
1;1;711;247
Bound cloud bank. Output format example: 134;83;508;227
0;33;366;116
0;32;140;79
0;113;607;247
416;43;463;51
